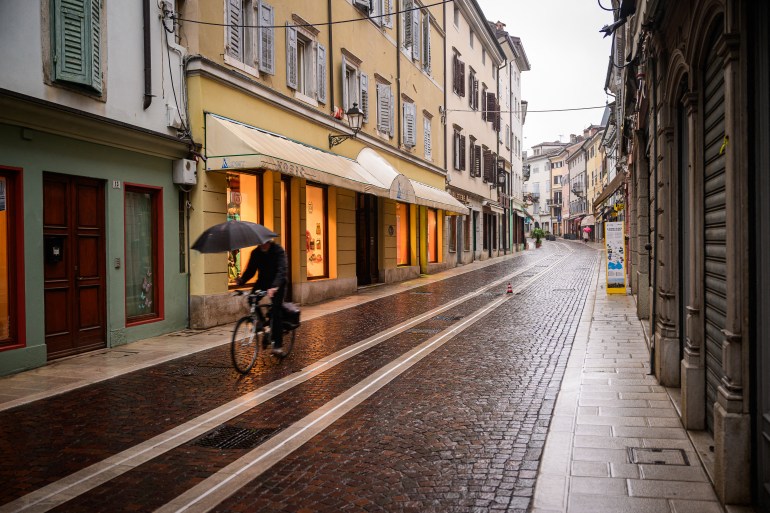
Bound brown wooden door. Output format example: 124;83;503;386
43;173;106;359
355;193;378;286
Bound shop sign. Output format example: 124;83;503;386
605;221;626;294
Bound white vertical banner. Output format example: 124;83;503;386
605;221;626;293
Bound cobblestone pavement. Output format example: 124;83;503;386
0;241;600;512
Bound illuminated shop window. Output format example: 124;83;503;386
0;170;23;346
427;208;438;263
125;186;162;323
226;172;262;287
306;184;327;279
396;202;410;266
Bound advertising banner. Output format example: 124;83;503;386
605;221;626;294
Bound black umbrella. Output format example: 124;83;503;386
191;220;277;253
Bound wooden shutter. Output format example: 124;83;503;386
453;132;460;170
452;55;458;93
353;0;371;11
377;83;390;133
423;117;432;159
226;0;242;61
422;12;431;73
411;6;420;60
286;26;298;89
404;102;416;147
404;0;413;49
341;54;349;109
54;0;102;90
460;135;466;170
258;2;275;74
389;88;395;136
383;0;393;27
316;43;327;103
360;72;369;123
89;0;101;91
460;62;466;97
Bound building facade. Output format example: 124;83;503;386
611;0;770;509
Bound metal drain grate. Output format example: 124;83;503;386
628;447;690;466
407;328;442;334
552;288;576;292
410;291;432;295
433;315;463;321
193;425;280;450
174;365;233;377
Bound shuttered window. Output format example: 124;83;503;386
226;0;243;61
452;55;466;97
285;26;298;89
360;73;369;123
258;2;274;74
423;116;432;160
382;0;393;27
316;43;327;103
403;102;416;148
52;0;102;92
403;0;413;51
422;12;431;73
377;83;393;135
453;131;466;171
353;0;371;11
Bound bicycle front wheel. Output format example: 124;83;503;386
231;316;264;374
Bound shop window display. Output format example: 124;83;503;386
227;173;262;287
306;185;327;279
427;208;438;263
396;202;410;266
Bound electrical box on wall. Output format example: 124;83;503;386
172;159;197;185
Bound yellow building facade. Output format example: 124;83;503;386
177;0;462;327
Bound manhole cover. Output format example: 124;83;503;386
433;315;463;321
628;447;689;466
193;425;280;450
407;328;442;334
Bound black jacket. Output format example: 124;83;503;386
239;242;287;291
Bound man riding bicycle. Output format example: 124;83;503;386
235;238;288;356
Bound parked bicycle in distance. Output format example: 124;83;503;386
230;290;301;374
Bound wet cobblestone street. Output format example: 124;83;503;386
0;242;600;513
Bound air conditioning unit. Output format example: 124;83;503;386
172;159;197;185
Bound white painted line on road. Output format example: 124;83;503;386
1;252;567;513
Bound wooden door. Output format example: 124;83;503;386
355;193;378;286
43;173;106;359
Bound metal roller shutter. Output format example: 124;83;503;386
702;35;727;435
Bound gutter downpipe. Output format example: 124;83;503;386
396;9;402;148
328;0;334;116
143;0;152;109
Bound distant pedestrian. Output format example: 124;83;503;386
583;232;589;243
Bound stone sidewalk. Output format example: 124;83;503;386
531;253;726;513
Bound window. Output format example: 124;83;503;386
505;124;510;149
554;175;560;185
448;216;457;252
469;136;480;177
287;24;326;103
427;208;438;263
421;12;431;73
371;0;393;28
403;101;417;148
396;202;410;265
341;53;360;112
453;130;466;171
463;215;471;251
306;185;328;279
481;84;488;120
452;53;466;97
482;48;486;65
469;69;478;110
257;2;275;74
376;82;394;135
469;30;474;48
125;185;163;324
402;0;419;59
0;168;24;348
226;172;263;287
423;115;432;160
52;0;102;92
453;4;460;26
226;0;256;71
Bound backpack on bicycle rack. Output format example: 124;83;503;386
281;302;301;329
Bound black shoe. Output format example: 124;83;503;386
271;346;285;357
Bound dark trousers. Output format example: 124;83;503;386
270;286;286;348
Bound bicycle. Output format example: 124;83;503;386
230;290;300;374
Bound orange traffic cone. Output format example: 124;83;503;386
506;282;513;294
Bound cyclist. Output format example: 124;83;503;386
235;238;288;356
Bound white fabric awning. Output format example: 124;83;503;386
409;179;468;214
580;214;596;227
204;113;389;196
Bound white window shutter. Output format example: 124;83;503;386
424;117;432;159
389;88;395;137
353;0;371;12
360;72;369;123
383;0;392;27
411;7;420;60
453;132;460;170
377;83;389;133
422;12;431;73
341;54;348;110
226;0;242;61
404;103;416;147
286;25;298;89
316;42;327;103
403;0;413;49
258;2;274;74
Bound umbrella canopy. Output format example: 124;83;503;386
192;220;277;253
583;226;592;232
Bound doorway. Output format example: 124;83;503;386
43;173;106;359
355;193;378;286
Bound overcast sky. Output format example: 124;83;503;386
475;0;616;152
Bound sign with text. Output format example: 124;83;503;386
605;221;626;294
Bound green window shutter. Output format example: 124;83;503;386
53;0;101;92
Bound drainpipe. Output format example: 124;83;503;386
327;0;334;116
143;0;152;109
396;10;402;148
650;56;659;372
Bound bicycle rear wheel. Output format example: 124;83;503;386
231;316;264;373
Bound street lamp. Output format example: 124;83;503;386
329;103;364;148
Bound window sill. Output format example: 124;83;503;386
294;91;319;107
224;55;259;79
